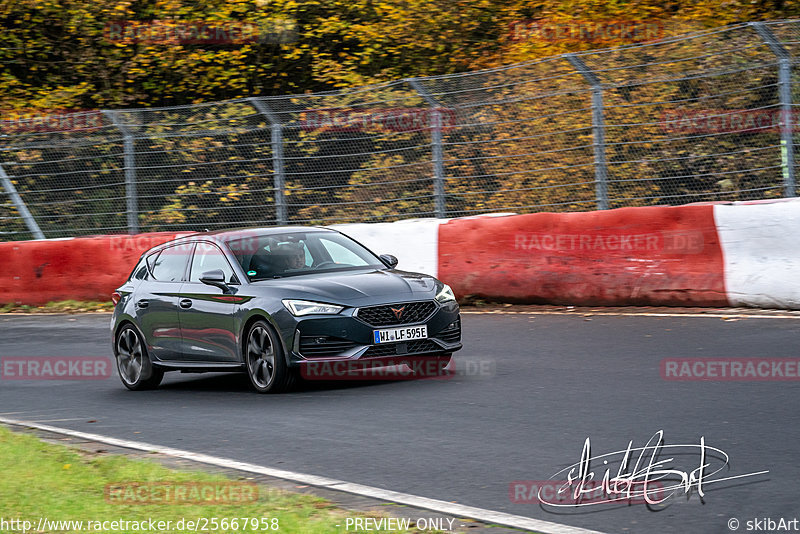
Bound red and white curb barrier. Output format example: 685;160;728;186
714;199;800;309
438;205;725;307
1;199;799;309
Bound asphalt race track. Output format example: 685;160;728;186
1;311;798;534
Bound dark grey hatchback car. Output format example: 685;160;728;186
111;227;462;393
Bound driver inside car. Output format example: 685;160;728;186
274;243;305;270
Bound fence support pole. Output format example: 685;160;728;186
408;78;446;218
0;163;44;239
102;110;139;234
752;22;796;197
249;97;286;225
566;54;608;210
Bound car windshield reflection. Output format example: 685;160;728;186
224;230;386;281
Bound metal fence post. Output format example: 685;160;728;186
249;97;286;224
408;78;446;218
565;54;609;210
0;162;44;239
102;110;139;234
752;22;796;197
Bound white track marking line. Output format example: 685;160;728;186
0;409;77;416
0;417;603;534
26;418;87;423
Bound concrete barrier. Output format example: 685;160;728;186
437;205;727;306
331;219;444;276
714;198;800;309
0;232;188;305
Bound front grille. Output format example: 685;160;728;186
299;336;359;358
356;301;437;327
363;339;441;358
435;318;461;344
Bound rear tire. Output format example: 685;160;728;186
115;324;164;391
245;320;296;393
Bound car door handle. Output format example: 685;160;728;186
179;299;193;309
136;299;149;309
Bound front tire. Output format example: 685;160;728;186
245;320;296;393
115;324;164;391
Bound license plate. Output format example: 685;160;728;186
373;325;427;344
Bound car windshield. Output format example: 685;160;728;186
224;231;386;281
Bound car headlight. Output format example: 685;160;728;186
282;299;344;317
435;284;456;303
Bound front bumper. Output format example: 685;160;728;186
280;300;462;367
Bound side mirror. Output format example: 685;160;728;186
379;254;399;269
200;269;229;292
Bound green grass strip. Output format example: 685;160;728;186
0;425;428;533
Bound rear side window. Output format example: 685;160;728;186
132;260;149;280
149;245;192;282
124;256;149;282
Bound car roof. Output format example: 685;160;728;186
149;226;336;251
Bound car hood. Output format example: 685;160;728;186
248;268;438;304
